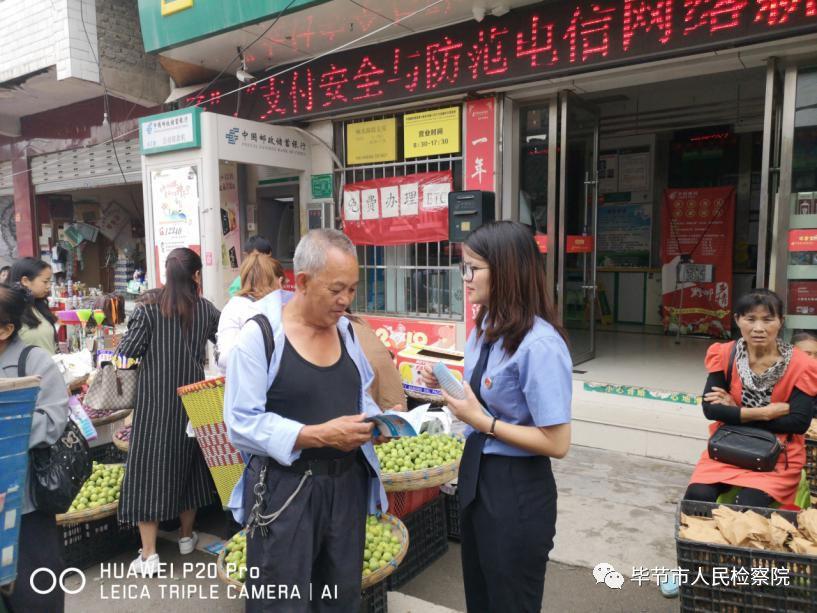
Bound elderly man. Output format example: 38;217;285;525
224;229;387;612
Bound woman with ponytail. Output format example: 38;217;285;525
10;258;58;354
116;248;220;576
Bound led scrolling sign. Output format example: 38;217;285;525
185;0;817;122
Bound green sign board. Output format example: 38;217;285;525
139;107;202;155
138;0;329;53
311;174;333;200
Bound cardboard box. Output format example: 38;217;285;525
396;344;465;398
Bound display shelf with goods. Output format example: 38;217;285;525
786;68;817;334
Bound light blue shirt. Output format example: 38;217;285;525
223;290;388;523
465;317;572;456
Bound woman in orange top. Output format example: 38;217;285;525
685;289;817;507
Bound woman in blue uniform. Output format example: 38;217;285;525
423;221;572;613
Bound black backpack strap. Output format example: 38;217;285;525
18;345;35;377
249;314;275;367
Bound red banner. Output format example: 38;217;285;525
342;171;452;246
361;315;457;354
661;187;735;339
567;235;593;253
789;230;817;251
464;98;495;191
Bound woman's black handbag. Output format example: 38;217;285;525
706;343;787;472
707;424;785;472
19;346;92;514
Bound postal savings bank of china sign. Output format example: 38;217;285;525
186;1;817;121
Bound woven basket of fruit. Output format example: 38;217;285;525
113;424;131;453
376;433;464;492
56;462;124;525
361;513;409;589
216;514;408;590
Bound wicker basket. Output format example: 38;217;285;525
215;514;408;591
361;513;409;589
55;462;124;525
56;501;118;526
91;408;132;427
112;435;129;453
381;460;460;492
379;435;463;492
56;464;123;526
177;377;244;507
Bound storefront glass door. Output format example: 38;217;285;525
558;92;600;365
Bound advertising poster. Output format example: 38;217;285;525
342;171;452;245
362;315;457;354
660;187;735;338
219;161;241;297
150;166;201;285
597;204;651;267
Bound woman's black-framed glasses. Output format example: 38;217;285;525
459;262;488;282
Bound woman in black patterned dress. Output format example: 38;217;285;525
117;248;220;576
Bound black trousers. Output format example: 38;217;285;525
460;454;557;613
242;454;369;613
684;482;775;507
1;510;65;613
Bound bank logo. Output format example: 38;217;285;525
225;128;240;145
31;567;86;595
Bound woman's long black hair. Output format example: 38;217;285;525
10;258;57;330
465;221;566;355
160;248;202;331
0;284;29;341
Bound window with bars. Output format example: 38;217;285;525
335;109;464;321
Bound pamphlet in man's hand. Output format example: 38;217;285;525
367;404;434;438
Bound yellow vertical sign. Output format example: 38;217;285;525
346;118;398;165
403;107;461;159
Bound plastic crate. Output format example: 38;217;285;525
386;486;440;519
676;500;817;612
442;486;461;541
0;475;24;586
61;514;139;570
360;579;387;613
387;496;448;590
89;442;127;464
806;439;817;497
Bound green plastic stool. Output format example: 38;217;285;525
715;469;811;509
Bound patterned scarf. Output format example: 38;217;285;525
734;338;792;408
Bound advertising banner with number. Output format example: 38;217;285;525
660;187;735;339
362;315;457;354
342;170;452;246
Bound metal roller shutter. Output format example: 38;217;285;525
30;139;141;193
